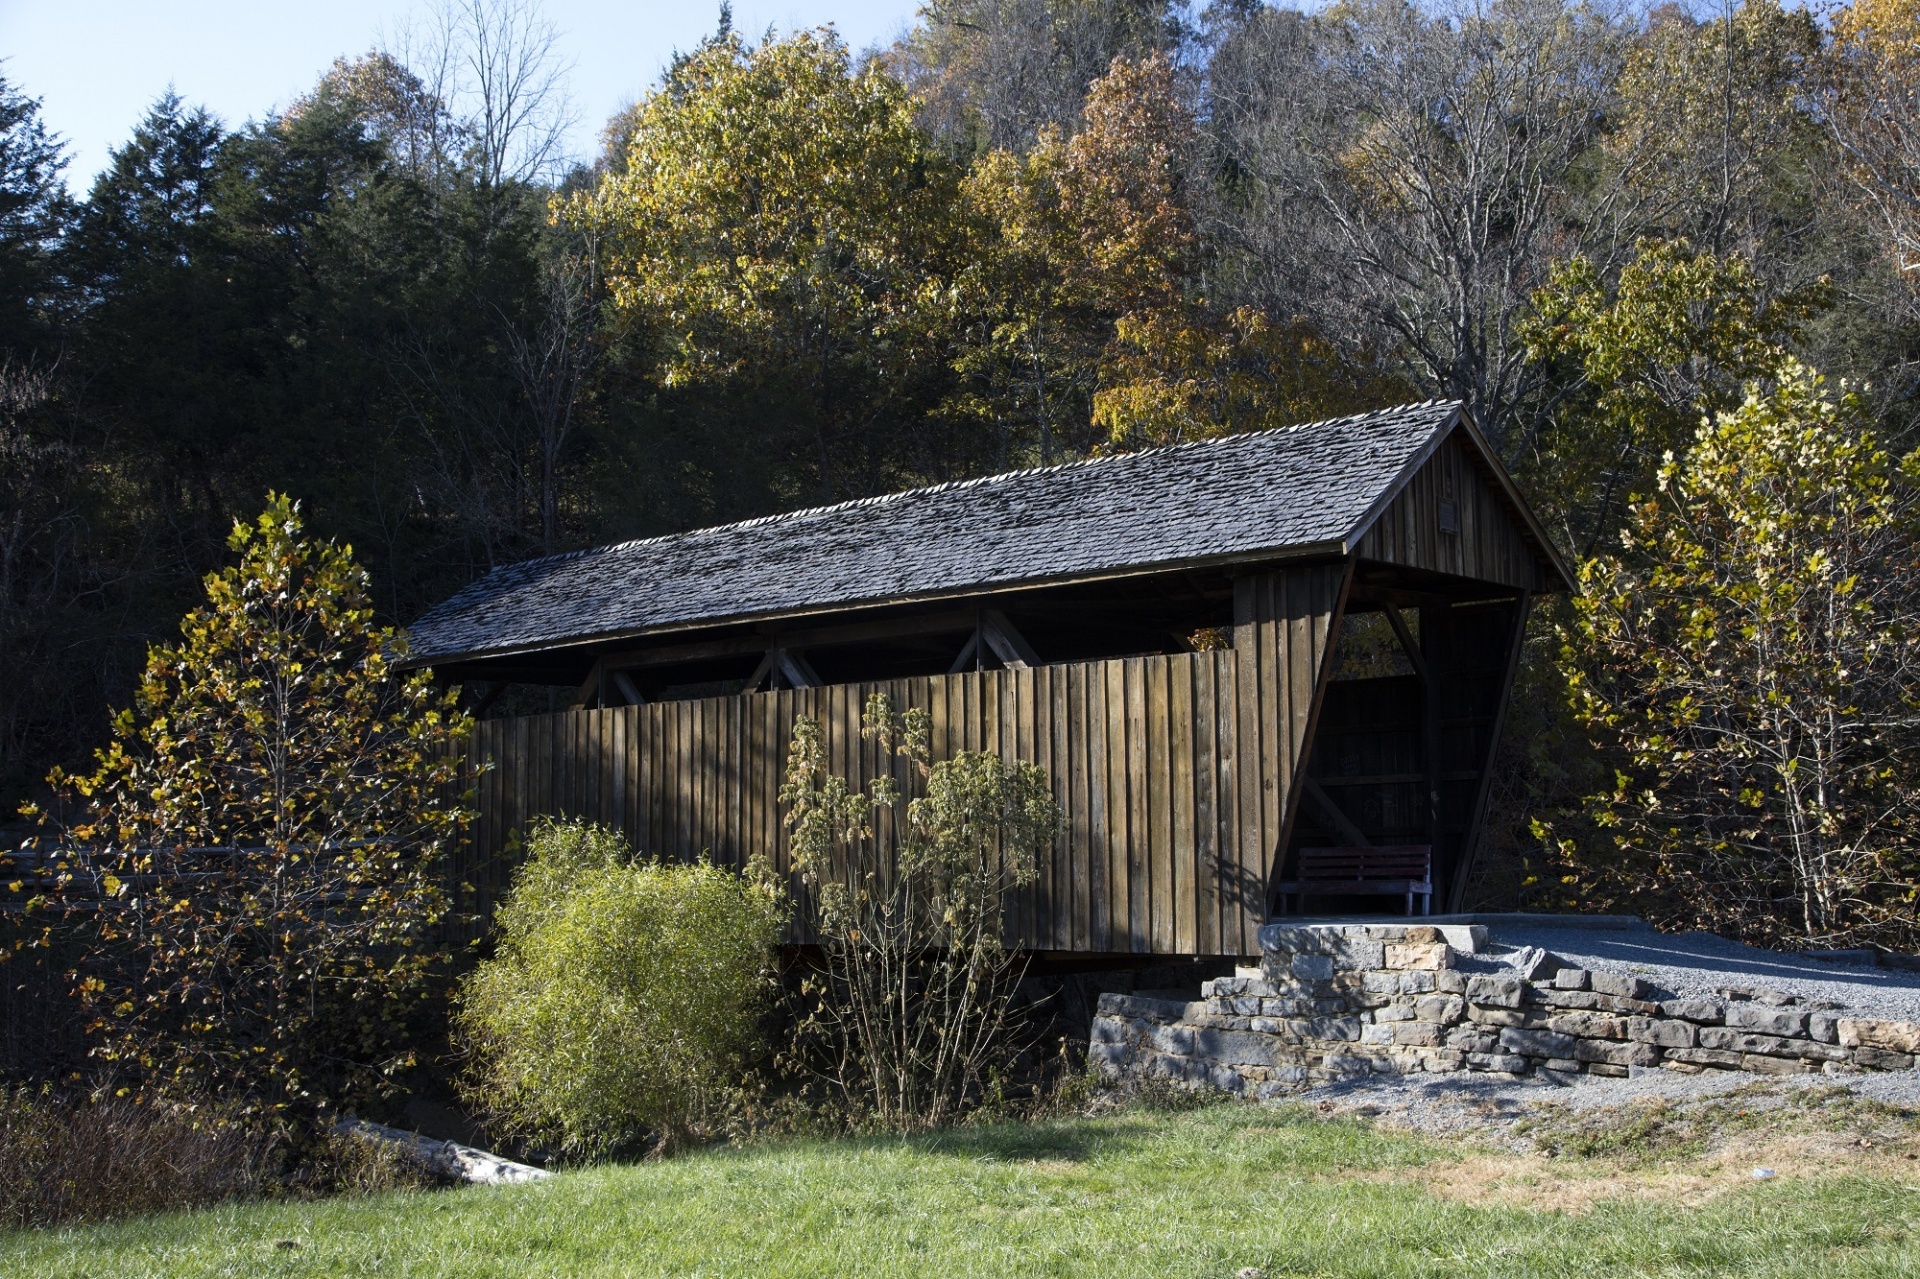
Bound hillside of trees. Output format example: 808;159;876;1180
4;0;1919;927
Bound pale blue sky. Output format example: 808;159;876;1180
0;0;925;194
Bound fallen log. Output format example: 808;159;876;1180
334;1116;551;1184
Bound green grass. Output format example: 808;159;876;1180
4;1102;1919;1278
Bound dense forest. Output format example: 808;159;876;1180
3;0;1919;925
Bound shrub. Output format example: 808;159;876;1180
286;1128;444;1198
0;1088;279;1228
780;694;1060;1130
458;820;787;1158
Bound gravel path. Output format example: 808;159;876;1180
1469;918;1920;1023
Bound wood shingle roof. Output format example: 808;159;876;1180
404;401;1559;667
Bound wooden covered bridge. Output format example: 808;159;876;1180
406;402;1572;958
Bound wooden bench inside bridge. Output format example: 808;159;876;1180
1275;845;1435;917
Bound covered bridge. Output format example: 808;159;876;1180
407;401;1572;958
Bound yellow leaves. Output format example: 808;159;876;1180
1561;349;1920;939
1523;241;1831;551
1832;0;1920;45
101;874;122;896
1093;306;1409;451
965;53;1193;322
573;30;962;395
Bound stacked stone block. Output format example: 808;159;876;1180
1088;923;1920;1097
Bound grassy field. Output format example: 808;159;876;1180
4;1095;1919;1278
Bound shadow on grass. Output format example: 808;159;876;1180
779;1100;1435;1175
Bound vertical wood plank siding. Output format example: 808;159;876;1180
456;565;1347;957
1355;433;1551;592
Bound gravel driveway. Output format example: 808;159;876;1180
1472;917;1920;1023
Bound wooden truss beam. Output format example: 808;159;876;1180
774;648;823;689
1381;604;1429;683
948;609;1040;673
572;658;605;710
1447;592;1532;911
1300;775;1372;848
600;608;981;674
582;604;1039;699
743;646;824;691
946;631;979;675
610;670;646;706
980;609;1039;668
470;681;506;717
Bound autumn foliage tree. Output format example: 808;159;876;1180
1520;240;1830;557
1560;369;1920;949
1603;0;1822;255
572;29;974;497
957;52;1192;457
1824;0;1920;312
963;52;1384;454
32;496;474;1117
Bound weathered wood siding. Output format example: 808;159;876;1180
456;565;1347;957
1354;430;1549;591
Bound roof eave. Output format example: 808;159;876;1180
398;539;1353;672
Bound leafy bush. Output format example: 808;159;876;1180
287;1128;444;1198
458;820;787;1158
0;1089;450;1229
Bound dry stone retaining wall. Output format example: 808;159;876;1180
1089;924;1920;1098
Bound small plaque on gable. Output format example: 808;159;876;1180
1437;498;1460;535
